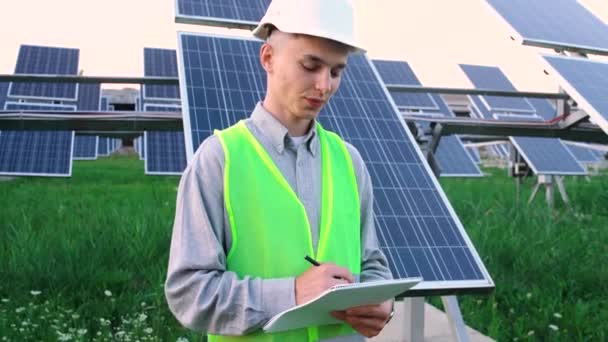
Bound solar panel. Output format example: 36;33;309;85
73;135;98;160
541;55;608;135
525;97;558;121
564;143;602;164
100;97;109;111
460;64;535;113
4;102;76;111
0;131;74;177
373;60;438;111
142;104;186;175
373;60;482;177
143;48;181;101
178;32;493;293
485;0;608;55
175;0;270;27
74;83;101;111
8;45;79;101
97;137;110;156
144;131;187;175
0;83;8;109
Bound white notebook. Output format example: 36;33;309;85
263;277;421;333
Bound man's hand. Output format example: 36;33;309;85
295;263;354;305
330;300;393;338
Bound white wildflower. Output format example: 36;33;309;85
176;338;189;342
72;314;80;319
549;324;559;331
526;292;532;299
77;329;87;336
554;313;562;319
138;313;148;322
144;328;153;334
57;332;73;341
104;290;112;297
15;307;25;313
527;330;535;336
1;298;8;303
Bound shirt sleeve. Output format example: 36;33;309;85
344;143;394;282
164;136;296;335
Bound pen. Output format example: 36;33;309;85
305;255;343;280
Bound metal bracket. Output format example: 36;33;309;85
426;123;444;177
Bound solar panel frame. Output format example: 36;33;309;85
484;0;608;56
7;45;80;101
143;103;182;112
97;137;110;156
564;142;603;164
0;130;75;177
175;0;270;29
72;135;99;160
177;32;494;294
541;54;608;135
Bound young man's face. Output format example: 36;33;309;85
263;32;350;122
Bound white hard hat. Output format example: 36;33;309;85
252;0;365;53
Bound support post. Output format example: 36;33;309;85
402;298;425;342
442;296;471;342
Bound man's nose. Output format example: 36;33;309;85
315;69;332;95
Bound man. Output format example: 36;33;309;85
165;0;394;340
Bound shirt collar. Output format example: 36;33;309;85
250;102;318;156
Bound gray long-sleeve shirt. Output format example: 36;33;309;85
165;103;392;341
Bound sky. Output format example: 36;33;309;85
0;0;607;92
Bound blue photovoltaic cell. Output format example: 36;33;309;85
4;102;76;111
0;83;8;109
145;131;187;175
460;64;534;113
565;143;602;163
144;48;180;100
0;131;74;176
178;33;493;292
73;135;98;160
373;60;438;110
97;137;110;156
486;0;608;54
373;60;481;177
9;45;79;100
176;0;270;25
542;55;608;135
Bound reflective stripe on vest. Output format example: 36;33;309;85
209;120;360;342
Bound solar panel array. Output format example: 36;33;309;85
73;135;98;160
176;0;270;26
461;64;586;176
100;97;109;111
541;55;608;136
97;137;110;156
143;48;181;101
177;33;493;293
373;60;482;177
0;131;74;177
8;45;79;101
485;0;608;55
565;143;603;164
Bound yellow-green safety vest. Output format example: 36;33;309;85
210;120;361;342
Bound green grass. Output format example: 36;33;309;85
438;169;608;341
0;155;606;341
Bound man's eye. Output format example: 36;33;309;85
301;63;317;71
331;70;342;78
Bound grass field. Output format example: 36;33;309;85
1;154;606;341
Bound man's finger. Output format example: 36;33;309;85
323;264;355;283
346;304;388;319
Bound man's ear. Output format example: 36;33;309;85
260;43;273;73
